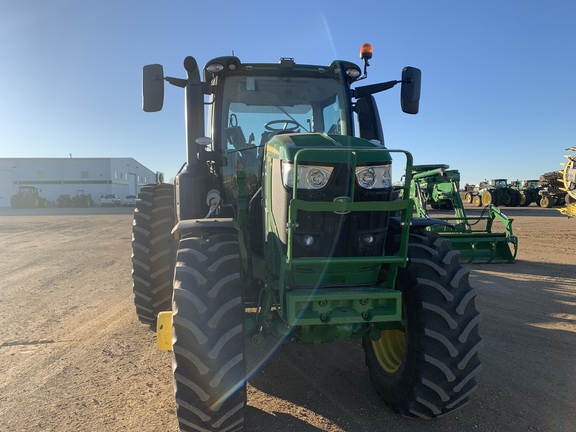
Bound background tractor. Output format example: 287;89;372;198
57;190;95;208
132;45;482;431
10;186;49;209
463;182;482;204
477;179;521;207
510;180;541;206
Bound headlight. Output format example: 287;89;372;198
355;165;392;189
282;162;334;189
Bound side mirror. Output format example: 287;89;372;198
142;64;165;112
400;67;421;114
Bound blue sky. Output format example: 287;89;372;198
1;0;575;185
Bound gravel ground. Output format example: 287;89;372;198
0;205;575;431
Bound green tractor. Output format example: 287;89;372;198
478;179;521;207
510;180;541;207
133;45;482;431
10;185;49;209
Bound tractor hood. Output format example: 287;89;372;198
266;133;393;164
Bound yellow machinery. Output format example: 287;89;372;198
559;147;576;217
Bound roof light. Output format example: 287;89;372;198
346;68;361;79
360;43;373;61
206;63;224;73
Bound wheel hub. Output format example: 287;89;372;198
372;329;406;373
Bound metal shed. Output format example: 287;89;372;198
0;157;157;207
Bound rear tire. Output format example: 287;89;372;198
510;189;521;207
172;234;246;432
363;231;483;418
519;191;531;207
131;184;176;325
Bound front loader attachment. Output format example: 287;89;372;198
433;206;518;263
410;165;518;263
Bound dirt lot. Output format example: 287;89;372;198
1;205;575;432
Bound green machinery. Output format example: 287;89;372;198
410;164;518;263
132;46;483;431
510;180;541;206
10;186;48;209
477;179;521;207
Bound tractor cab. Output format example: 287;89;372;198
206;57;355;202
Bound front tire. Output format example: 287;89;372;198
363;232;483;418
540;195;555;208
172;234;246;432
131;184;176;325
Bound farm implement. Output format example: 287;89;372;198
410;164;518;263
559;147;576;217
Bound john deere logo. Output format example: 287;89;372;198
334;196;351;214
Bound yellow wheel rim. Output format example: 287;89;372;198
481;193;491;205
520;193;526;205
372;329;406;373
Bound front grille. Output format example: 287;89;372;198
290;163;392;258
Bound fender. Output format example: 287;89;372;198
172;218;237;238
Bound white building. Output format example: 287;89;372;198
0;157;157;207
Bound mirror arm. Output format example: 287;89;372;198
165;76;187;88
165;77;210;93
352;80;399;99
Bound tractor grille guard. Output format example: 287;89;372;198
286;147;414;269
277;148;414;327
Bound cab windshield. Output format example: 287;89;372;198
217;73;349;201
219;75;349;151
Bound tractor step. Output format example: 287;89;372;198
156;311;172;350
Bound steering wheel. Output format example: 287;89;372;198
264;119;300;132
